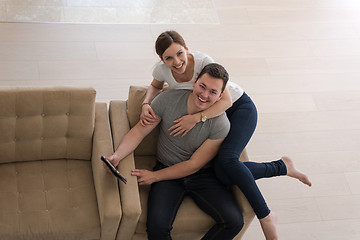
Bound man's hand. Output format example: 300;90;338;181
103;154;121;173
131;169;159;185
107;154;121;166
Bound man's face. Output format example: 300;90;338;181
192;73;224;111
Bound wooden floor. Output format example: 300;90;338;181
1;0;360;239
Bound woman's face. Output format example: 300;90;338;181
161;43;188;75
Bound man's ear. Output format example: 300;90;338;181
216;92;224;102
193;77;198;88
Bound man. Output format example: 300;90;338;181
107;63;243;240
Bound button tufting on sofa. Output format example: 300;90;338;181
0;86;122;240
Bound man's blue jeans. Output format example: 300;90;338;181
146;163;243;240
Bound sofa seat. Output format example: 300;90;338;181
133;155;217;239
0;159;100;240
0;86;121;240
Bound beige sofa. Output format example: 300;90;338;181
0;87;121;240
109;86;255;240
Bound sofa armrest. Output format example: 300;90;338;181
92;102;122;240
109;100;142;240
232;148;255;239
231;187;255;239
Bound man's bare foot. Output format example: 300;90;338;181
281;156;312;187
259;212;278;240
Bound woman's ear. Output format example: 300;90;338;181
185;46;189;53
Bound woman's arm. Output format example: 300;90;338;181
143;78;164;104
131;138;224;185
168;86;232;136
140;79;164;126
201;86;232;119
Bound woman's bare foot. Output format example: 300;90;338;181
281;156;312;187
259;212;278;240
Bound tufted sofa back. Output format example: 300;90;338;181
0;86;96;164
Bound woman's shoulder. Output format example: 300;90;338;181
190;51;214;75
153;61;167;71
191;51;213;61
152;61;171;80
192;51;214;66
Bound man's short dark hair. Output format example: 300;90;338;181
197;63;229;93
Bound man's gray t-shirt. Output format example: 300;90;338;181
151;89;230;167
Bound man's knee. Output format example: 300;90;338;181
146;218;172;240
224;209;244;235
209;212;243;240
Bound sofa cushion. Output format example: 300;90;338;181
134;155;215;235
0;87;96;163
0;159;100;240
127;86;159;156
127;85;147;128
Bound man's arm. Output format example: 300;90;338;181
132;138;224;185
107;121;160;167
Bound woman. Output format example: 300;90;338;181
140;30;311;239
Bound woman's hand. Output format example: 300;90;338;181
168;113;200;137
140;104;160;126
131;169;159;185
